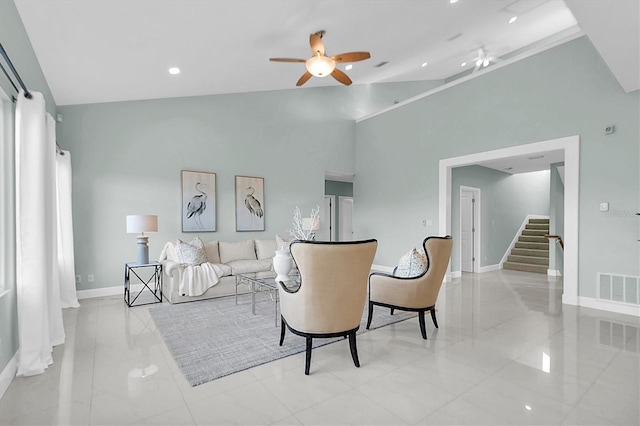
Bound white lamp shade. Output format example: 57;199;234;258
302;217;320;231
126;215;158;234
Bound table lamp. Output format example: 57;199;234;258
126;215;158;265
302;217;320;240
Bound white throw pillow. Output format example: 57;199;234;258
276;234;293;252
395;247;427;277
175;237;208;266
219;240;257;263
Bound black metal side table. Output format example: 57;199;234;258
124;262;162;307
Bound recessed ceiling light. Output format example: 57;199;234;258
450;0;459;3
461;61;467;67
421;62;428;67
345;64;353;71
509;16;518;24
168;67;180;75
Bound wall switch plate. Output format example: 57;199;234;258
87;274;94;282
600;202;609;212
75;275;81;283
426;219;433;226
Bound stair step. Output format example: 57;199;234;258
515;241;548;250
503;262;548;274
512;248;549;257
519;235;548;243
525;224;549;231
529;218;550;224
508;255;548;265
522;229;548;236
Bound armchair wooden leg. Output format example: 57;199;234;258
279;316;286;346
418;310;428;340
348;332;360;368
304;337;313;375
390;308;395;315
366;301;374;329
430;308;439;328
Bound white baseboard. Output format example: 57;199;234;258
578;296;640;317
479;264;500;273
0;351;18;400
548;269;562;277
371;264;394;274
77;283;144;300
450;265;498;276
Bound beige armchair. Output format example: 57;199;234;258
367;236;452;339
279;239;378;375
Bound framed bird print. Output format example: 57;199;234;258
235;175;265;231
182;170;216;232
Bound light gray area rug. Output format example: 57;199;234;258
149;293;416;386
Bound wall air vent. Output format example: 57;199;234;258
447;33;463;42
374;61;389;68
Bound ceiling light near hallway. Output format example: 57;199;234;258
168;67;180;75
450;0;459;3
461;62;467;67
421;62;428;67
509;16;518;24
345;64;353;70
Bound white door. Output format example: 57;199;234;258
339;196;353;241
323;195;336;241
460;188;479;272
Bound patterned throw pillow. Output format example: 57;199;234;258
395;247;428;277
175;237;208;266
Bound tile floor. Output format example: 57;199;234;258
1;270;639;425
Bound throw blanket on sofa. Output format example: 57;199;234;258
159;242;224;297
179;262;225;297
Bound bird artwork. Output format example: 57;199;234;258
186;182;207;228
244;186;264;219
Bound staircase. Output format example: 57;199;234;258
503;218;549;274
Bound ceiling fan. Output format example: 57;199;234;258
269;31;371;87
472;47;502;72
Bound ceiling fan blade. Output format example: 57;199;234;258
269;58;307;63
310;33;325;56
296;71;313;86
332;52;371;63
331;68;352;86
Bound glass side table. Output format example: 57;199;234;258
124;262;162;307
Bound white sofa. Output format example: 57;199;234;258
159;238;279;304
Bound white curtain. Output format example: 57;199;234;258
56;149;79;308
15;90;65;376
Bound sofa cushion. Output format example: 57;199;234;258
255;239;277;260
175;237;208;266
219;240;257;263
212;263;232;276
203;241;221;264
227;259;272;275
395;247;427;277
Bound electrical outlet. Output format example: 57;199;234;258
75;275;81;283
87;274;94;283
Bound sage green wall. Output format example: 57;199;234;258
549;162;565;274
355;36;639;299
58;81;440;292
450;166;550;271
0;0;57;380
324;180;354;240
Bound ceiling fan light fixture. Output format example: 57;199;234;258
306;54;335;77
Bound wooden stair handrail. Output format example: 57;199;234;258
544;234;564;250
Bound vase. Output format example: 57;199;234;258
273;249;293;282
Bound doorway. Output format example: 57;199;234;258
460;186;480;273
439;135;579;305
339;196;354;241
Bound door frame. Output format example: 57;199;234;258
323;195;336;242
459;186;481;273
439;135;579;306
